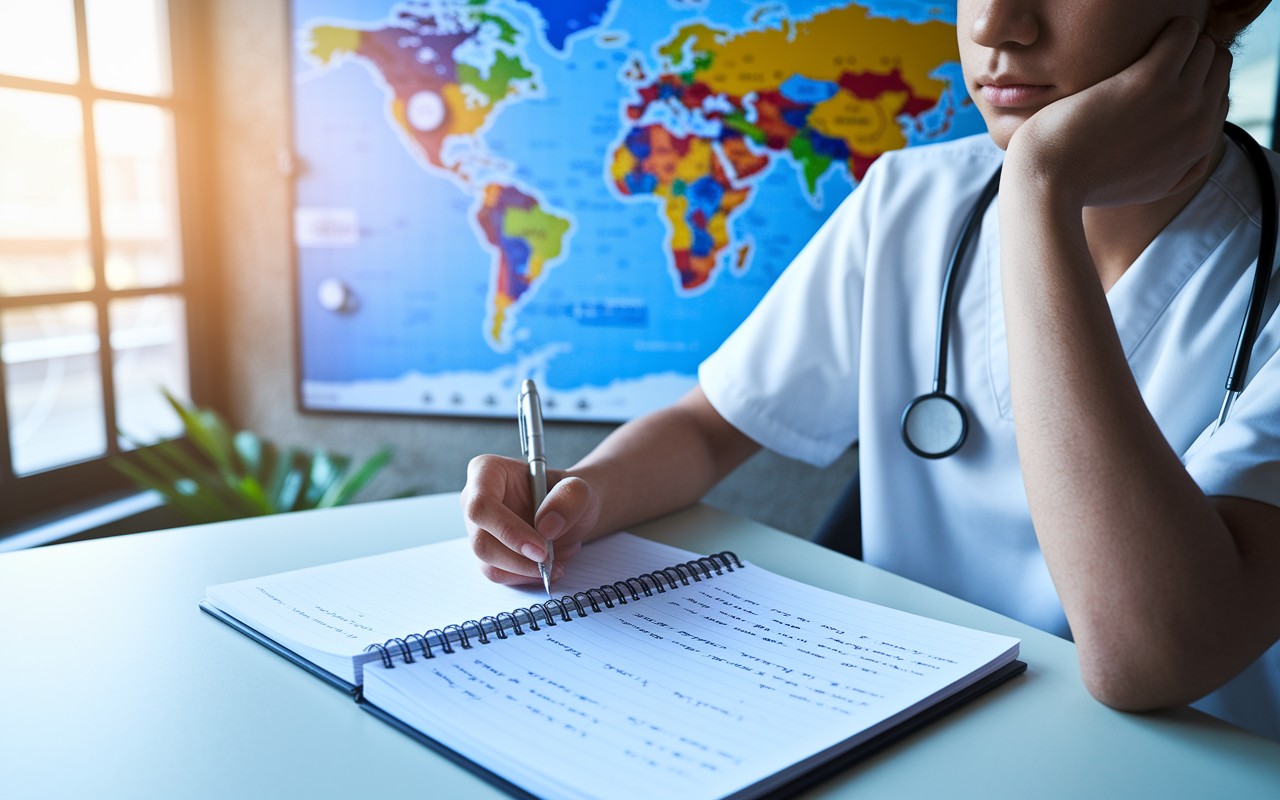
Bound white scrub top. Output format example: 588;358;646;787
699;133;1280;741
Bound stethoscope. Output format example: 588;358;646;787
902;122;1278;458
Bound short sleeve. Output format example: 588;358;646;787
1184;331;1280;509
698;153;887;467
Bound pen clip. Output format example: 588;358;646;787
517;391;529;456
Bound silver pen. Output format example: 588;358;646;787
518;379;554;600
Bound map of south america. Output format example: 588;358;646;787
476;184;572;345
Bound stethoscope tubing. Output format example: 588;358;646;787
906;122;1277;458
1223;123;1277;394
933;165;1002;395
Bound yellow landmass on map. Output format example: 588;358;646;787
808;89;912;153
442;83;490;136
308;26;363;64
490;294;513;342
662;5;956;105
503;205;571;262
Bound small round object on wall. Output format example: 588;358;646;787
318;278;358;313
901;392;968;459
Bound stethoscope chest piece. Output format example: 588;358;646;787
902;392;968;458
899;122;1274;460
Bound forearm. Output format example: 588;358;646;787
998;165;1262;707
565;387;760;541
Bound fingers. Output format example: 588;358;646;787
472;528;554;581
1178;27;1217;82
463;457;547;558
461;456;597;588
472;539;565;586
1205;44;1232;102
535;476;594;541
461;455;549;583
1140;17;1201;78
1216;82;1231;122
477;534;565;583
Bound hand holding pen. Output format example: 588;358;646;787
459;383;600;588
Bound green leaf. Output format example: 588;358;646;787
164;389;236;478
234;430;263;478
147;441;259;517
266;448;302;511
111;391;397;523
303;450;340;507
256;442;280;493
274;469;304;513
109;455;234;524
233;475;272;515
318;447;393;508
109;457;213;522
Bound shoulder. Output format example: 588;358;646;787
857;133;1004;219
876;132;1004;169
869;133;1003;184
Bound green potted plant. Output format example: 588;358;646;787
111;391;394;524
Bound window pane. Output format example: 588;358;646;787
96;100;183;290
0;88;93;296
110;294;187;447
2;303;106;476
85;0;171;97
0;0;79;84
1228;2;1280;146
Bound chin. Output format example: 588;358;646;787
980;113;1022;151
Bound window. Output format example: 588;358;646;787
0;0;207;526
1228;1;1280;147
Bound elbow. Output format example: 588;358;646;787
1079;662;1165;712
1076;640;1208;712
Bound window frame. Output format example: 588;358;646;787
0;0;215;527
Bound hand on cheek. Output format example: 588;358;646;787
1005;17;1231;209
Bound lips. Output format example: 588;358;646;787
979;82;1053;108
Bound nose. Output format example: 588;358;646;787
967;0;1039;48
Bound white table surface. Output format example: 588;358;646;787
1;494;1278;799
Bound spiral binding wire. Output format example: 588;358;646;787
364;551;742;669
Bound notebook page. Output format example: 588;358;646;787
206;533;701;683
362;559;1019;800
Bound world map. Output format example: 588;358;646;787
293;0;984;420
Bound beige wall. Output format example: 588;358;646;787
202;0;859;538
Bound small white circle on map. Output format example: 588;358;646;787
406;90;445;131
318;278;353;312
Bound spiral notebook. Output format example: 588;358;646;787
202;533;1023;800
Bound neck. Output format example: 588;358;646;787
1082;136;1227;293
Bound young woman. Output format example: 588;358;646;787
460;0;1280;740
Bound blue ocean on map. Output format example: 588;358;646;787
292;0;985;420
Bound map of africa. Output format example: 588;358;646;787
293;0;984;420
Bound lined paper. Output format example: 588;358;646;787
362;561;1019;800
205;533;704;683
